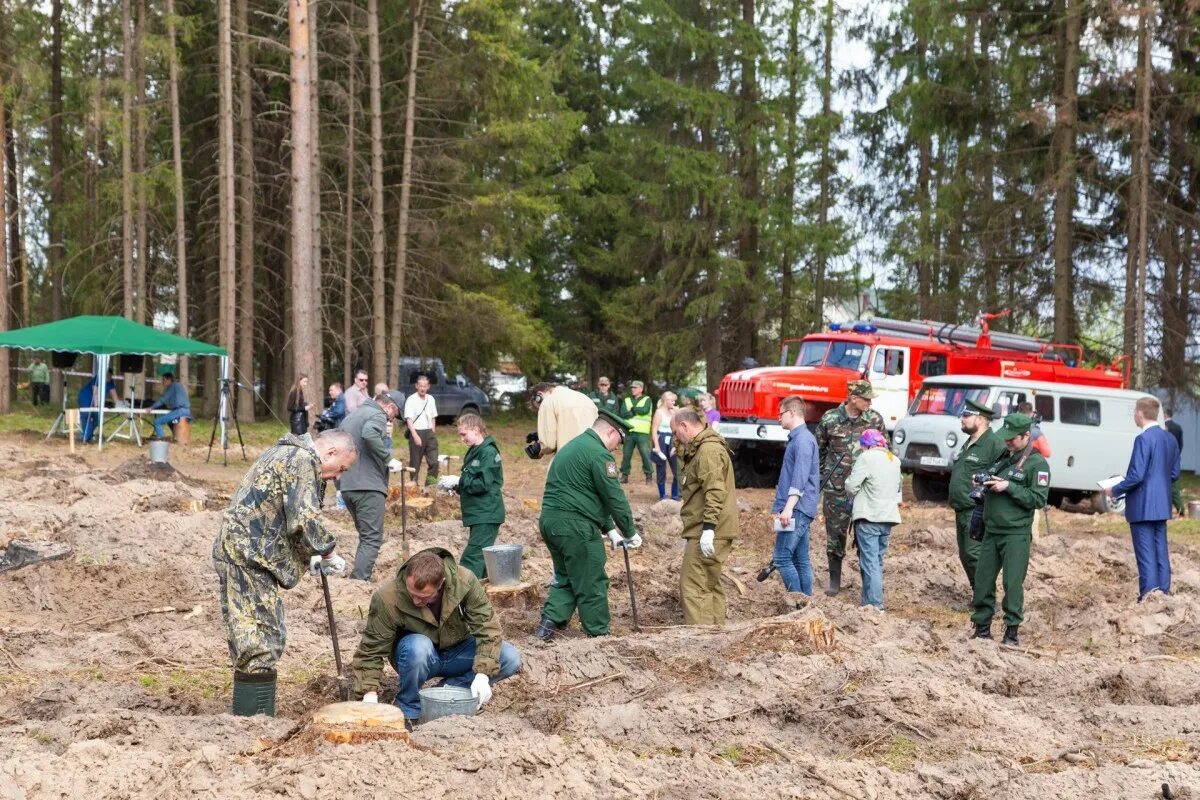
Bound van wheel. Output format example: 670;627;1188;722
461;404;479;417
911;473;948;503
1090;491;1125;515
732;450;778;489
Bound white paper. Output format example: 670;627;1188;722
773;517;796;533
1097;475;1124;490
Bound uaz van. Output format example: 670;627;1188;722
891;375;1154;512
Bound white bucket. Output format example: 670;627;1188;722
148;439;170;464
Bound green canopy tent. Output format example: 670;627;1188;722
0;316;229;451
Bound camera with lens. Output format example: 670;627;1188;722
313;413;337;433
968;472;992;504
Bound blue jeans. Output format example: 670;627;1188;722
391;633;521;719
1130;520;1171;598
655;432;679;500
772;511;814;594
153;408;190;439
855;520;893;609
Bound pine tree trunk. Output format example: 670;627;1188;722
236;0;256;420
134;0;147;323
367;0;386;384
387;0;424;388
343;14;357;387
49;0;64;320
4;105;28;333
979;13;999;315
1132;6;1152;388
121;0;134;319
779;0;800;341
308;0;324;387
734;0;761;359
915;29;933;319
218;0;237;375
166;0;189;385
0;70;9;413
289;0;319;389
813;0;834;329
1159;5;1192;389
1051;0;1081;344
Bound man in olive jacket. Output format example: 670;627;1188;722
455;413;504;578
672;409;738;625
349;548;521;725
340;392;402;581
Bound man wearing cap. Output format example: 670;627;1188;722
525;382;598;461
340;392;405;581
534;409;641;640
619;380;655;485
970;413;1050;646
590;376;621;415
947;398;1006;594
814;380;887;595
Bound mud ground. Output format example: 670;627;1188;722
1;423;1198;799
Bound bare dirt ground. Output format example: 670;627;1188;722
2;424;1199;799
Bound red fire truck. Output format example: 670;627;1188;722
713;312;1129;486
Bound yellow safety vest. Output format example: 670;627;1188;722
623;395;653;435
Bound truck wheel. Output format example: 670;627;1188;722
497;393;514;412
911;473;948;503
1090;491;1125;515
732;450;777;489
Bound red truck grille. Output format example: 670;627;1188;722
721;380;755;416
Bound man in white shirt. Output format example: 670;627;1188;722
404;375;440;485
344;369;371;414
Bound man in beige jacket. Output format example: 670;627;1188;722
525;383;599;461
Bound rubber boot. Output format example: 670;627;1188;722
825;557;842;596
971;623;992;640
1002;625;1019;646
534;617;559;642
620;474;629;485
644;475;653;486
657;481;666;501
232;669;277;716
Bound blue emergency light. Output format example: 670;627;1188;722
829;323;842;331
852;323;878;333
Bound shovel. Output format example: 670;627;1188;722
319;571;348;701
614;540;641;632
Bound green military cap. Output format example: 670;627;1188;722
961;398;995;419
996;412;1033;440
597;408;632;433
630;380;645;389
848;379;876;399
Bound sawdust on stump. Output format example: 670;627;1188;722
486;581;541;611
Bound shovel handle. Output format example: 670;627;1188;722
320;571;346;698
621;542;640;632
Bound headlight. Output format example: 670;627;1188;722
893;429;906;444
946;432;958;448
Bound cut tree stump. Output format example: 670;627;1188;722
310;701;412;745
486;581;541;611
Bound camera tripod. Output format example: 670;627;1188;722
207;378;248;465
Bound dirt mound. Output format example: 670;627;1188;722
102;457;202;486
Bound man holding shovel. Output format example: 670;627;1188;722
212;429;357;716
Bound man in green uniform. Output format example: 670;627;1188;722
970;413;1049;646
814;379;886;595
947;398;1007;595
619;380;654;485
672;409;737;625
211;430;358;716
590;376;621;415
536;409;641;640
30;356;50;406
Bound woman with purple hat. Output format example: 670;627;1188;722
844;429;902;611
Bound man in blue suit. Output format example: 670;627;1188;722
1106;397;1181;600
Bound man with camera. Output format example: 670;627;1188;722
525;382;598;461
970;412;1050;646
947;398;1006;595
341;392;404;581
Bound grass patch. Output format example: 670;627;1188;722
137;668;228;700
717;744;743;764
874;734;921;771
26;728;55;746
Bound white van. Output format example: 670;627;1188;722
891;375;1154;511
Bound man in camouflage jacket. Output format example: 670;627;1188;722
814;380;886;596
211;430;357;716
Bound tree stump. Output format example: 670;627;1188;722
486;581;541;611
310;701;412;745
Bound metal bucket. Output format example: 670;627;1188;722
148;439;170;464
418;686;478;724
1188;500;1200;519
482;544;524;586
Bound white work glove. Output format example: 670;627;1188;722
436;475;460;492
361;691;378;704
388;458;404;473
626;532;643;549
607;529;625;548
699;528;716;557
470;673;492;706
309;553;346;576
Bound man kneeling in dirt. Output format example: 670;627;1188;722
349;548;521;729
212;429;358;716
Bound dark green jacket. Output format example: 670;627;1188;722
983;448;1050;533
541;428;635;536
948;428;1007;511
459;435;505;527
678;426;738;541
591;391;620;414
349;547;504;695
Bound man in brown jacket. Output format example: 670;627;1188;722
672;409;738;625
348;548;521;727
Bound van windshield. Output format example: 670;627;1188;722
794;339;870;371
909;385;991;416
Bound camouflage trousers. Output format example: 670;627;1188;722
214;557;286;673
822;491;855;560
